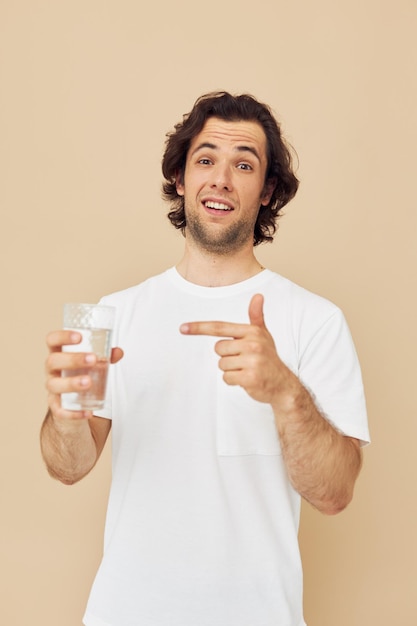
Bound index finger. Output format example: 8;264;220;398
46;330;82;352
179;321;249;338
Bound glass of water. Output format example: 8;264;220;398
61;303;116;411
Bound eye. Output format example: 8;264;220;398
197;158;212;165
237;162;253;171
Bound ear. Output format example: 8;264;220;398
260;177;277;206
175;170;185;196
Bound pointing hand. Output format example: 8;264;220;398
180;294;290;404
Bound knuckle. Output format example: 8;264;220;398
45;331;56;347
45;353;57;374
46;374;61;393
248;340;262;353
46;330;64;348
214;340;226;355
246;370;258;386
250;326;263;338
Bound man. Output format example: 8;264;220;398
41;92;370;626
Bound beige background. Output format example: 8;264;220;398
1;1;416;624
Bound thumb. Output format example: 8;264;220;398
248;294;265;328
110;347;124;364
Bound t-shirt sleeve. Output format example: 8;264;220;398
297;308;370;445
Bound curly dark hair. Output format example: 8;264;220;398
161;91;299;246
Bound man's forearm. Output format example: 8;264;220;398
40;410;98;485
272;374;362;515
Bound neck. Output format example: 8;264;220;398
176;241;265;287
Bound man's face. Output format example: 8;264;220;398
176;117;274;255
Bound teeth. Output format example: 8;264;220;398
205;201;232;211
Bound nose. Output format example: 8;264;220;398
210;162;233;191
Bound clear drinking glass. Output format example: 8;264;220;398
61;303;115;411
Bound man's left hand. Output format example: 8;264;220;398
180;294;291;404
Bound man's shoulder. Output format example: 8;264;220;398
99;268;172;305
265;270;340;315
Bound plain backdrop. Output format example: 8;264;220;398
1;1;416;624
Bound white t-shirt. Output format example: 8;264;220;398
83;268;369;626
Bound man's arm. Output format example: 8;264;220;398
180;294;363;515
269;369;362;515
40;329;122;484
40;410;111;485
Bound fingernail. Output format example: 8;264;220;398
180;324;189;333
80;376;90;386
85;354;96;364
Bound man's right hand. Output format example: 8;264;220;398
45;330;123;421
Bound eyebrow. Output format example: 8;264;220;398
191;142;261;163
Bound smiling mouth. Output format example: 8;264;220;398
204;201;233;211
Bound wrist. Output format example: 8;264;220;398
48;408;91;435
271;373;310;419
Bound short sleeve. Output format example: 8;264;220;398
298;308;370;445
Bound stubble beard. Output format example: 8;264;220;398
185;210;257;256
